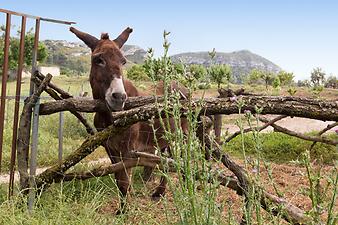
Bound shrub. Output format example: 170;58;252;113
126;64;149;81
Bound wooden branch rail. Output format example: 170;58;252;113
17;74;52;190
61;152;176;181
34;73;96;135
224;115;288;144
310;121;338;150
38;96;338;121
259;117;338;146
34;103;163;188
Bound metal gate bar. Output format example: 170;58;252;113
0;8;75;25
0;13;11;172
28;18;40;211
8;16;27;197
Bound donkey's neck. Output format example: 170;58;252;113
123;79;140;97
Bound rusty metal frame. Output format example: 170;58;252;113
28;18;41;211
0;8;75;25
0;8;75;199
0;13;11;172
8;15;26;197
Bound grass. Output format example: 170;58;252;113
222;132;337;164
0;176;119;225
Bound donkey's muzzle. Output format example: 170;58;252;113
112;92;127;102
108;92;127;111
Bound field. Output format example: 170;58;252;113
0;75;337;224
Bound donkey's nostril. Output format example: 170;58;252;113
112;92;126;101
121;93;127;101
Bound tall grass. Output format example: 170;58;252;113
145;31;222;224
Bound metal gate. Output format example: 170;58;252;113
0;8;75;198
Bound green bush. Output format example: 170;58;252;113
189;64;207;81
223;132;337;164
197;82;211;89
126;64;149;81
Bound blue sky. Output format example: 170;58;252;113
1;0;337;80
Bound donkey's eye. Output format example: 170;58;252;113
121;58;127;65
93;57;106;67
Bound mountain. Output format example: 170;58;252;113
171;50;282;83
43;40;282;83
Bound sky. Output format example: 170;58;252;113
1;0;338;80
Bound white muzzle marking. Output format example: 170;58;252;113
111;78;126;94
105;77;127;110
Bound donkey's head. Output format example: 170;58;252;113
70;27;132;111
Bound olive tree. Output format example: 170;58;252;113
209;64;232;89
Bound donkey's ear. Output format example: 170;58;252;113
69;27;99;51
113;27;133;48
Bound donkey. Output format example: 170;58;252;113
70;27;188;213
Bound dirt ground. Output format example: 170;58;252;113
99;159;337;224
223;115;337;134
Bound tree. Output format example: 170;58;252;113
209;64;232;89
324;75;338;89
143;57;175;81
272;76;281;89
310;67;325;87
0;27;48;74
247;69;263;84
277;71;294;86
188;64;207;81
297;79;311;87
260;71;275;90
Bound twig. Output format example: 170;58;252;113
33;77;96;135
35;71;72;99
259;117;338;146
309;121;338;150
224;115;288;144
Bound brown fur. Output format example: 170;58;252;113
70;27;188;213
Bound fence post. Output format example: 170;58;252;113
28;18;41;212
58;111;64;164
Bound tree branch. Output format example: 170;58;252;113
33;72;96;134
39;96;338;121
309;121;338;150
224;115;288;144
34;103;163;188
259;116;338;146
17;74;52;190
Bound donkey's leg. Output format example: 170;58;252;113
151;175;168;201
142;147;157;182
115;168;131;215
151;146;170;201
142;166;155;182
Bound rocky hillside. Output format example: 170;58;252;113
43;40;281;83
171;50;282;83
